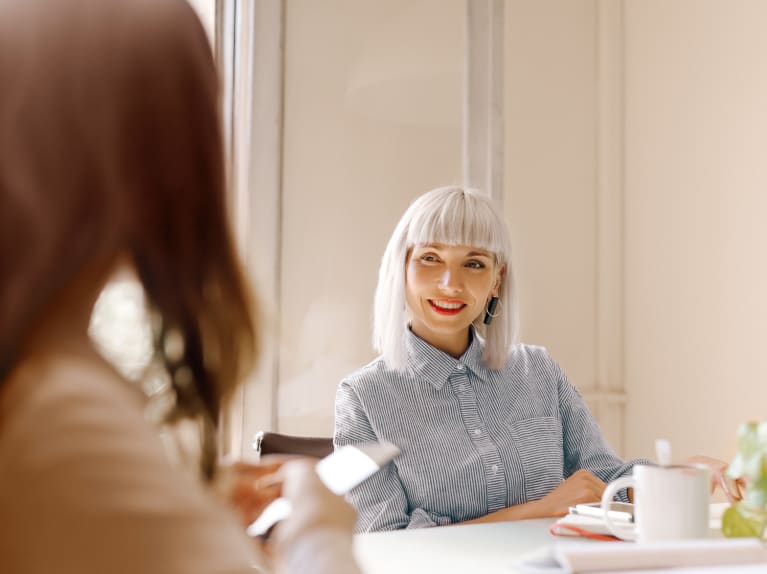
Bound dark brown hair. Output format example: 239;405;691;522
0;0;256;477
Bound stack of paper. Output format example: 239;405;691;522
552;503;731;540
513;538;767;573
551;513;619;538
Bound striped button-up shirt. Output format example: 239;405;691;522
334;328;646;532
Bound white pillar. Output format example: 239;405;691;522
464;0;504;204
218;0;285;459
594;0;627;453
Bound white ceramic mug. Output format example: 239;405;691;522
601;464;710;542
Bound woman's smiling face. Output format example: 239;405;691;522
405;242;502;357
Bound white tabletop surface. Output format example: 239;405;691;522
353;517;561;574
352;516;766;574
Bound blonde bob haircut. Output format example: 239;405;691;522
373;186;519;371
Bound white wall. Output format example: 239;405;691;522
503;0;629;452
278;0;463;434
623;0;767;462
504;0;598;403
501;0;767;463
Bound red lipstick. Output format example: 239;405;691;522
428;299;466;316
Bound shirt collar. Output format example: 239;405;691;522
405;325;490;389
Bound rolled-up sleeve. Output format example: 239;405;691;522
333;380;451;532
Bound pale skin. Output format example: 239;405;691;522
222;459;356;565
405;242;500;359
271;460;357;556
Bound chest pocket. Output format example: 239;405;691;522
510;417;564;501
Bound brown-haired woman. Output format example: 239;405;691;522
0;0;358;572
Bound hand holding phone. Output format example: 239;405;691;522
246;442;399;537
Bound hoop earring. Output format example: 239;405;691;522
483;296;501;325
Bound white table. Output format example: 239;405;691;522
353;517;560;573
352;517;766;574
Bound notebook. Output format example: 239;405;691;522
550;502;730;541
512;538;767;573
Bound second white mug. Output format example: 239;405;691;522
600;464;710;542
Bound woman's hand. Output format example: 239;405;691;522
532;469;607;517
270;459;357;551
459;469;607;524
686;455;744;502
218;455;297;527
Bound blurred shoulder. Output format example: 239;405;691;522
2;351;144;418
0;354;258;573
0;352;150;468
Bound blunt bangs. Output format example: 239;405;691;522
405;187;510;265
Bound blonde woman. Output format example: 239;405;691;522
334;186;650;532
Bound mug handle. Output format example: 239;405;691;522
601;476;637;541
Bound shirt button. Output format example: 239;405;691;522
491;465;499;474
456;363;465;370
473;429;481;436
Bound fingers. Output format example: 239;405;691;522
228;458;286;479
219;459;295;527
567;469;607;500
245;456;320;495
697;459;744;503
270;460;357;553
230;481;281;525
537;470;608;517
280;459;327;502
716;473;744;503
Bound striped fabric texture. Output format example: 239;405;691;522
334;328;648;533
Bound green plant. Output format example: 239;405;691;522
721;421;767;538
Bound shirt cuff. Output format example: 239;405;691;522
406;508;452;529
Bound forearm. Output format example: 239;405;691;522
455;467;624;526
454;499;547;526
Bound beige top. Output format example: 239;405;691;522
0;354;358;574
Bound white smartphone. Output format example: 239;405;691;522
569;501;634;523
246;441;400;537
